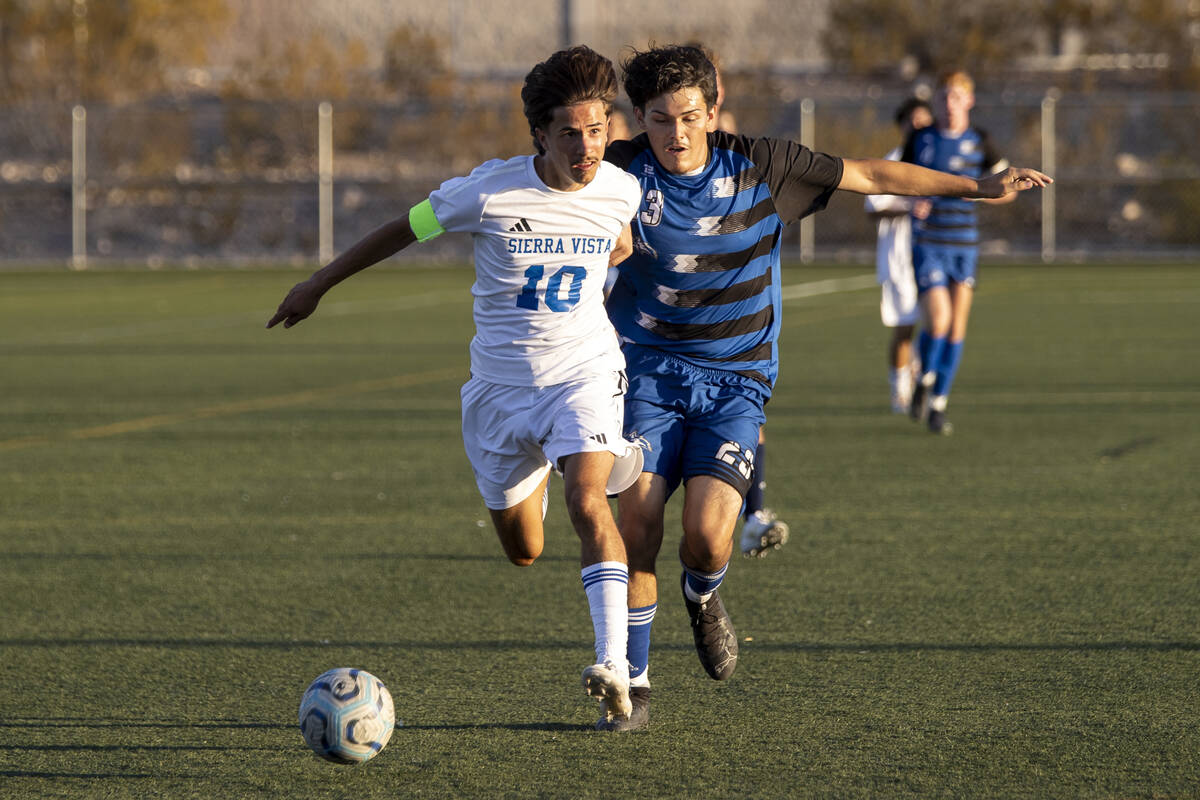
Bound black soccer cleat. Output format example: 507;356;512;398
595;686;650;732
927;409;953;436
909;375;930;422
681;573;738;681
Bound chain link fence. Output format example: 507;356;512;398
2;88;1197;266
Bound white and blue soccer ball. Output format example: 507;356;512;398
298;667;396;764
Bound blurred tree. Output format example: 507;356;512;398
382;26;454;104
824;0;1034;77
224;33;370;101
825;0;1199;89
0;0;230;105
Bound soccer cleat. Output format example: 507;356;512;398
927;409;954;436
909;373;933;422
681;574;738;680
595;686;650;732
582;661;632;724
740;508;790;558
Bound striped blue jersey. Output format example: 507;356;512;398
604;131;843;386
902;126;1006;248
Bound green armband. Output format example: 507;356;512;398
409;199;445;243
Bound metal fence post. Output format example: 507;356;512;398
72;105;87;270
318;101;333;264
1041;89;1058;263
799;98;815;263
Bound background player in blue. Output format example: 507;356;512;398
903;70;1016;434
603;45;1050;730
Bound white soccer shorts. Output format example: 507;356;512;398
880;275;920;327
460;371;635;510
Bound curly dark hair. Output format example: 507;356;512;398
893;97;932;127
620;45;718;111
521;45;618;155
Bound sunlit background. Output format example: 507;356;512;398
3;0;1198;265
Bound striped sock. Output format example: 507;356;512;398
682;561;727;604
627;603;657;688
581;561;629;672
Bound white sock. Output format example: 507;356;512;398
580;561;629;674
891;367;913;400
930;394;948;412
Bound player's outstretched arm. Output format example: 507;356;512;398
266;216;417;329
839;158;1052;200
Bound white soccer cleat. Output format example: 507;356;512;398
581;661;632;723
740;508;790;558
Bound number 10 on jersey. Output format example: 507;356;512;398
516;264;586;312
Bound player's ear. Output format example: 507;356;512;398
632;106;646;129
533;127;549;154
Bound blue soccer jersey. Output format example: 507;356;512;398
902;126;1006;249
604;131;843;389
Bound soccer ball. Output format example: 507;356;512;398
298;667;396;764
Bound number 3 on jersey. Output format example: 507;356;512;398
516;264;586;312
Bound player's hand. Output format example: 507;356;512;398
266;279;324;329
912;198;933;220
978;167;1053;198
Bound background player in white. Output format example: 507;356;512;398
267;46;643;730
865;97;935;414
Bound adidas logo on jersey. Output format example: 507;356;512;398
508;218;532;232
588;433;608;444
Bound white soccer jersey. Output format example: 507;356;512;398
428;156;640;387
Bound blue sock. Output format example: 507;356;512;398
744;442;766;519
682;562;727;603
627;603;656;686
916;329;933;375
924;335;948;383
933;340;965;398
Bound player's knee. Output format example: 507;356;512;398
503;542;542;567
563;484;609;527
681;524;733;569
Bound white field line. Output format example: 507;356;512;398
7;289;465;347
780;273;877;301
0;367;463;452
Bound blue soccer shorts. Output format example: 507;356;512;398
914;244;978;293
621;344;768;497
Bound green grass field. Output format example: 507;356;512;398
1;263;1197;799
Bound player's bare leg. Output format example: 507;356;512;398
562;451;632;726
488;471;551;566
889;323;916;414
618;472;668;611
679;475;743;680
